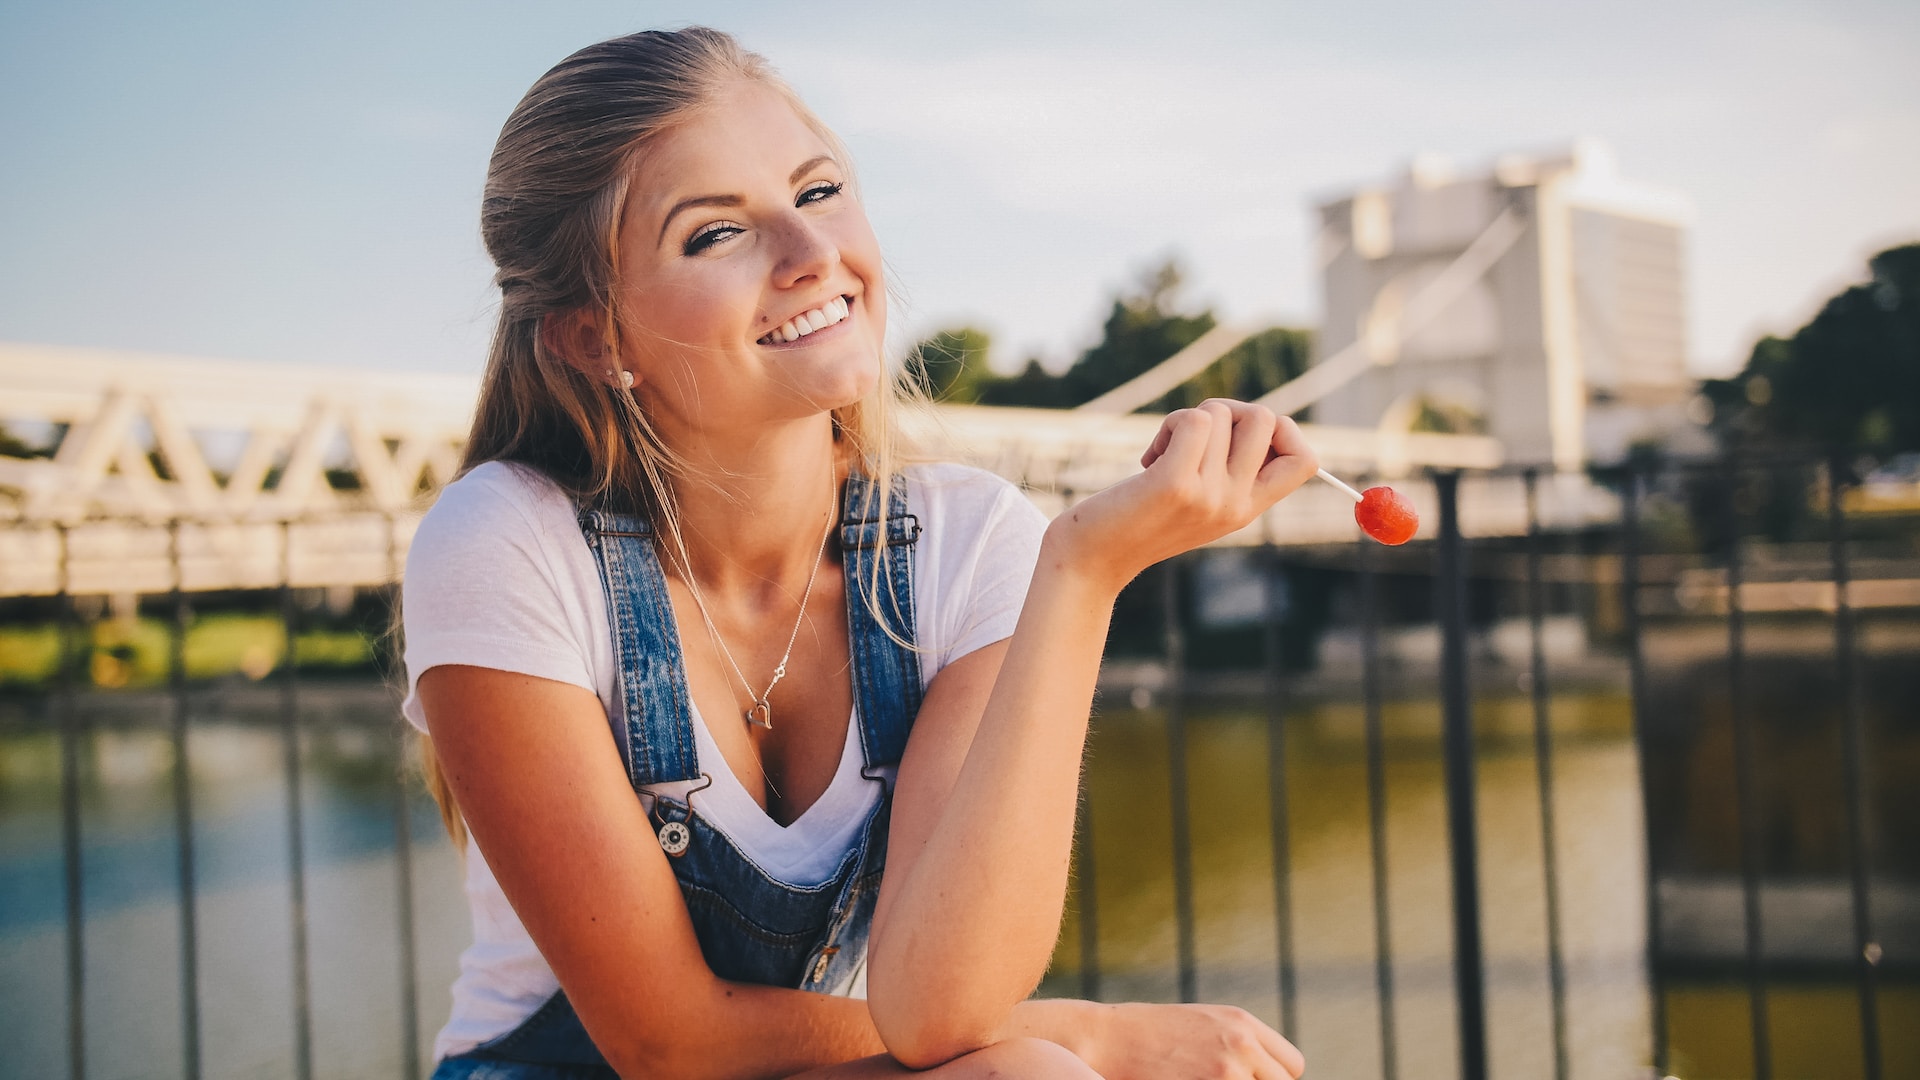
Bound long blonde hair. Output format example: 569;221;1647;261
418;27;919;847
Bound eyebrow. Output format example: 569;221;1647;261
656;155;839;246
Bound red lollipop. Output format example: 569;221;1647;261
1317;468;1419;545
1355;486;1419;545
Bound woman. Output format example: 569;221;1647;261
404;27;1317;1080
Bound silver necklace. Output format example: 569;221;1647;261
681;486;836;731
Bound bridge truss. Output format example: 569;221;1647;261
0;342;1575;599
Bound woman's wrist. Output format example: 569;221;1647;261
1036;519;1138;601
1005;997;1114;1066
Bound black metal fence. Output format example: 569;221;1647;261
2;454;1915;1079
1060;455;1915;1080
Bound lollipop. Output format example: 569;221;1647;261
1317;468;1419;546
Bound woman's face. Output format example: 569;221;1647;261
614;80;886;439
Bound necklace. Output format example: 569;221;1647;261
680;482;836;731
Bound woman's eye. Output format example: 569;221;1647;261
798;181;844;206
683;223;743;256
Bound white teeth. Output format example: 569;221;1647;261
761;297;852;345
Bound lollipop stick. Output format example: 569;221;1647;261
1316;467;1365;504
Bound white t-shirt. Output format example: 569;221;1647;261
400;459;1048;1059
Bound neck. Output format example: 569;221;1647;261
660;416;845;597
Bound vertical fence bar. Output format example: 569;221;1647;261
1828;456;1882;1080
386;513;422;1080
281;522;315;1080
1525;471;1571;1080
56;526;86;1080
1261;537;1298;1039
169;521;202;1080
1162;560;1198;1003
1723;462;1772;1080
1434;472;1488;1080
392;717;422;1080
1621;465;1668;1070
1359;536;1398;1080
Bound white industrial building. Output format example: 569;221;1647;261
1310;139;1698;470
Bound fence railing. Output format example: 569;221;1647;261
2;453;1915;1080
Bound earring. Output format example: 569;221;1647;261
610;368;634;389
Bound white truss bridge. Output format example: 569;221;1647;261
0;341;1602;599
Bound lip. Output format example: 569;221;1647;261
757;294;856;348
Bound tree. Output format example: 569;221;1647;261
902;257;1314;411
904;327;995;404
1149;326;1314;414
1051;259;1216;406
1705;243;1920;454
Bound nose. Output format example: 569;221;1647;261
770;210;838;290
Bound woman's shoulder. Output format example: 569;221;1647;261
424;460;574;524
901;461;1027;510
408;460;583;574
900;462;1047;539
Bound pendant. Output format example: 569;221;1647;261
746;700;773;729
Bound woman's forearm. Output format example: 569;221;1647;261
865;404;1318;1067
605;977;885;1079
866;529;1122;1065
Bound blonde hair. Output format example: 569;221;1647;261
418;27;920;847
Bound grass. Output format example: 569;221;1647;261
0;613;377;690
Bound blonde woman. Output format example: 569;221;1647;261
404;27;1316;1080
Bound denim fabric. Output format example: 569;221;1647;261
434;473;922;1075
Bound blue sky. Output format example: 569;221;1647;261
2;0;1915;378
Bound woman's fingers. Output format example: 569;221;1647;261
1197;399;1235;479
1141;407;1214;474
1253;415;1318;503
1139;416;1176;469
1254;1025;1306;1079
1210;399;1279;487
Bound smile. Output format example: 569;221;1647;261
757;295;852;345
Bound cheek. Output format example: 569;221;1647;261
622;274;751;356
864;286;888;348
839;224;887;338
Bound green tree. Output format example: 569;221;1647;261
1150;326;1314;413
1705;243;1920;453
902;256;1316;411
905;327;996;404
1052;259;1216;406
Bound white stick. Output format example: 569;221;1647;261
1316;467;1365;504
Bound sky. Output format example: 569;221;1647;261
1;0;1916;381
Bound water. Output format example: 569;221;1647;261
2;679;1912;1079
1051;694;1652;1080
0;682;467;1080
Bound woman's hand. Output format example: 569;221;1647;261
1075;1002;1306;1080
1047;399;1318;593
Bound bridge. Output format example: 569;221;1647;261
0;340;1594;598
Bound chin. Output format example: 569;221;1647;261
800;351;885;413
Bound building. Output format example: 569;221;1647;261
1311;139;1698;469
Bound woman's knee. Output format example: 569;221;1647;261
956;1037;1100;1079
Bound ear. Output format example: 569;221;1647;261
540;308;628;385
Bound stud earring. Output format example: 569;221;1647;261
609;369;634;390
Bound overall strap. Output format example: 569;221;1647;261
839;472;924;770
580;509;701;787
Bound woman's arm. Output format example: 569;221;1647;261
419;665;891;1079
866;401;1317;1069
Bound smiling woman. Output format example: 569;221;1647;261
402;26;1317;1080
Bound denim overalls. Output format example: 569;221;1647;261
432;474;922;1079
